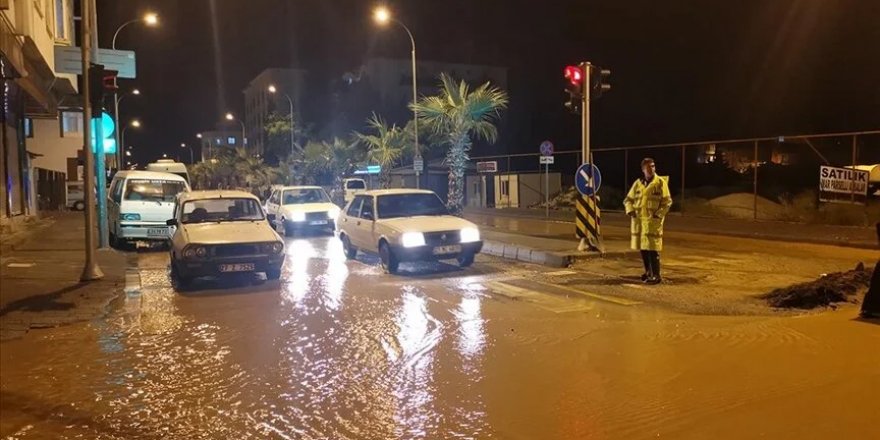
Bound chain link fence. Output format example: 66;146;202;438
468;130;880;226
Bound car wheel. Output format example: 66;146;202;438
457;252;475;268
266;268;282;280
379;242;399;274
109;229;125;250
170;261;193;288
342;235;357;260
73;201;85;211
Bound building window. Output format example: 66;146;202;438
24;118;34;138
227;136;236;145
55;0;69;41
60;111;83;137
215;138;222;145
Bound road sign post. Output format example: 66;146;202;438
575;163;603;253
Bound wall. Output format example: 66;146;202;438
28;117;80;173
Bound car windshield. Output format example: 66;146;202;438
124;179;186;202
181;198;265;223
282;188;329;204
346;180;366;189
376;193;449;219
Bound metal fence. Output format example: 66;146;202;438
468;130;880;226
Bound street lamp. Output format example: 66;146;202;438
373;5;420;188
116;88;140;108
111;12;158;173
267;84;296;156
180;142;194;164
225;112;246;147
120;119;141;156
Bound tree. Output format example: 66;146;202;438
355;113;406;189
263;111;312;165
412;73;509;215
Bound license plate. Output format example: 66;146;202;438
147;228;167;237
218;263;255;273
309;220;328;225
433;245;461;255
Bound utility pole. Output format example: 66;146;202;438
80;0;103;281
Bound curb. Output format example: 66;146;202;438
480;239;632;267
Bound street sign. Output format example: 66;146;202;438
413;157;424;172
540;140;554;156
477;161;498;173
55;46;137;79
539;156;554;165
575;163;602;197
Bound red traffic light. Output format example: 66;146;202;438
564;65;583;86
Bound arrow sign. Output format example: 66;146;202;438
575;163;602;197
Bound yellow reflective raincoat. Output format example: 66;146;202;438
624;175;672;251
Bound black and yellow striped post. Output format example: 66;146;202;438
575;193;603;252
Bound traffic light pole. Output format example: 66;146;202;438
90;3;109;249
79;0;103;281
581;62;591;168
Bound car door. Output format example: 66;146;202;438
340;196;364;246
265;190;281;226
354;195;377;252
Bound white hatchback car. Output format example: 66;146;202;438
167;190;285;287
336;189;483;274
264;185;340;236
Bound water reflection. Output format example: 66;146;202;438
455;297;485;360
319;238;348;312
282;239;316;306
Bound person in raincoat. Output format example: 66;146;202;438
624;158;672;284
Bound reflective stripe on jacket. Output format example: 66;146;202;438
623;175;672;251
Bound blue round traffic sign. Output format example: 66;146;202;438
575;163;602;197
540;140;554;156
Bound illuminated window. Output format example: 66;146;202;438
60;111;83;137
227;136;236;145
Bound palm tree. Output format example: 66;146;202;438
355;113;405;189
412;73;508;215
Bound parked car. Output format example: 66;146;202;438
107;170;190;248
167;190;285;287
66;181;85;211
336;189;483;274
341;178;367;203
264;185;340;236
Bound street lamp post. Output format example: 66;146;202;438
120;119;140;158
111;13;157;172
374;6;420;188
180;143;194;164
225;112;246;148
268;84;296;156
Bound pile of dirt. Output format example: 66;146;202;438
759;263;872;309
533;187;578;210
707;193;784;219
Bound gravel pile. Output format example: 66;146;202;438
759;263;872;309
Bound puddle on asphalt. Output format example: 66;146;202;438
1;235;878;439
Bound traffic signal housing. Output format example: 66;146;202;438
88;64;119;111
593;67;611;98
563;65;584;114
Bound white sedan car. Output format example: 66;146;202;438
336;189;483;274
264;185;340;236
167;190;285;287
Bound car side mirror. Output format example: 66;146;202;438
266;213;276;222
166;219;178;226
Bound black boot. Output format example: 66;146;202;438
646;251;662;285
640;250;652;281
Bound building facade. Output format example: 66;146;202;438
1;0;77;223
199;130;243;162
243;68;307;155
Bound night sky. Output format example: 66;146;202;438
96;0;880;165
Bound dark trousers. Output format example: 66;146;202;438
862;260;880;317
640;250;661;278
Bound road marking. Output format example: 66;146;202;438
485;281;592;313
124;269;142;295
545;270;578;277
526;278;643;306
6;263;35;268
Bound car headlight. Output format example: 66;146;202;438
262;242;284;254
183;245;207;259
120;213;141;221
401;232;426;248
290;211;306;222
460;227;480;243
327;207;341;219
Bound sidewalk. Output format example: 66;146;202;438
0;212;133;341
466;207;879;250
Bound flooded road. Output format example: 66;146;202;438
2;235;878;439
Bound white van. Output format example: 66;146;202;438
146;159;189;183
342;178;367;203
108;170;190;247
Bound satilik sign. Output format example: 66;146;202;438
819;165;869;204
